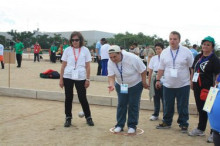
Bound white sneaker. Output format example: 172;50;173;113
188;128;205;136
207;133;214;143
128;127;136;134
150;115;158;121
114;127;122;133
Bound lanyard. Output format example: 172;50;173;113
195;52;213;72
158;55;160;62
170;48;179;69
73;47;81;69
116;54;123;83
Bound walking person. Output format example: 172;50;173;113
33;42;41;62
188;36;220;143
108;45;148;134
155;31;194;133
59;31;94;127
0;43;4;69
14;38;24;68
148;43;164;121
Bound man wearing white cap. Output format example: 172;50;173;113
108;45;149;134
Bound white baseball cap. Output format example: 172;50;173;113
108;45;121;53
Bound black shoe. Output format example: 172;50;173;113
156;122;171;129
64;117;72;127
86;117;94;126
180;126;188;133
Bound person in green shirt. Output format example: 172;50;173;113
50;43;58;63
14;38;24;68
63;41;69;52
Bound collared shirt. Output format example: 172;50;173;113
148;55;160;72
108;50;146;88
158;45;194;88
61;46;91;80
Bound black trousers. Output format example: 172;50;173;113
50;52;56;63
96;56;102;75
34;53;39;62
16;54;22;67
63;78;91;119
1;61;4;69
193;84;208;131
213;131;220;146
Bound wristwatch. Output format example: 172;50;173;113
86;79;90;82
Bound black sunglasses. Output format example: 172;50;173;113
71;39;80;42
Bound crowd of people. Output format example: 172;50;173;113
1;30;220;145
94;31;220;144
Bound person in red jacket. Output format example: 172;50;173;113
34;42;41;62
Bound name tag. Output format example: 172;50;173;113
192;72;199;82
72;69;79;79
160;76;165;84
170;68;178;77
203;87;219;113
120;84;128;94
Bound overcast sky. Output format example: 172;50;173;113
1;0;220;46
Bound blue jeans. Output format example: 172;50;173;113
101;59;108;76
115;82;143;129
163;85;190;127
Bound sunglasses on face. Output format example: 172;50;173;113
71;39;80;42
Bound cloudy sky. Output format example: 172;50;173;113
1;0;220;46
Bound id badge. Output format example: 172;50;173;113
160;76;165;84
120;84;128;94
72;69;79;79
170;68;178;77
192;72;199;82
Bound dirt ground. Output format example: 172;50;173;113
0;54;212;145
0;96;211;146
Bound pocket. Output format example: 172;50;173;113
200;88;209;101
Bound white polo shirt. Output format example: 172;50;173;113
108;50;146;88
148;55;160;72
158;45;193;88
61;46;91;80
100;44;110;60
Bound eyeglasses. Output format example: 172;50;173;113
71;39;80;42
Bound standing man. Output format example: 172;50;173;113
14;38;24;68
33;42;41;62
143;43;155;75
50;43;58;63
190;44;199;58
0;43;4;69
130;43;139;56
155;31;194;133
95;40;102;75
63;41;69;52
100;38;110;76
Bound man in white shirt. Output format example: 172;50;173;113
155;31;193;133
100;38;110;76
